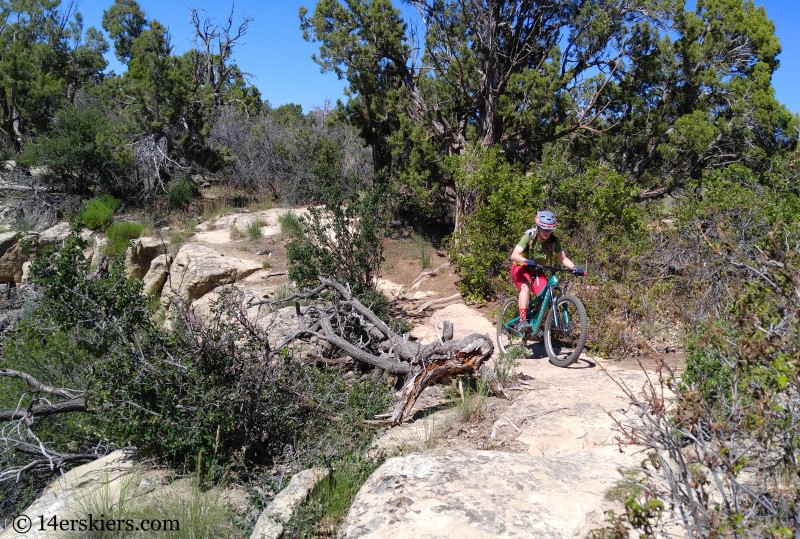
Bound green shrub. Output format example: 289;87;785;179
79;195;121;231
455;376;490;423
168;176;200;209
448;145;544;300
284;455;380;538
18;105;128;196
413;234;431;269
287;183;393;295
105;222;144;258
679;324;735;407
229;225;244;240
20;230;393;472
97;193;122;213
246;219;267;240
495;347;524;387
279;211;304;238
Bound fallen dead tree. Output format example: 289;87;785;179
249;277;494;424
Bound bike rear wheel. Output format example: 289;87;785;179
544;294;587;367
496;298;528;355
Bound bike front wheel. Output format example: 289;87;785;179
544;294;587;367
496;298;528;355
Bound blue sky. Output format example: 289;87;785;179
74;0;800;115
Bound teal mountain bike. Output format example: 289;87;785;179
496;265;588;367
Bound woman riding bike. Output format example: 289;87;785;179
509;210;584;334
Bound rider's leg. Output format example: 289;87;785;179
510;265;533;332
518;281;530;312
516;280;533;333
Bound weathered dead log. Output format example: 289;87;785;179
409;262;450;290
442;320;454;341
391;333;493;424
0;397;87;421
249;278;495;424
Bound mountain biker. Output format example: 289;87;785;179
509;210;584;334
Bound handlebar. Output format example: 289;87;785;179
533;264;585;276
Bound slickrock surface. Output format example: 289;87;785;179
342;345;654;538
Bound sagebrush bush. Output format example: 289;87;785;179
279;211;304;238
246;219;266;240
18;105;129;196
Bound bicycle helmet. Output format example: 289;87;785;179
535;210;557;230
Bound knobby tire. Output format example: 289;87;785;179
544;294;587;367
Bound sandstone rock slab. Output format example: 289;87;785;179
142;254;172;296
125;237;168;279
90;236;107;270
195;207;310;243
37;222;70;246
161;244;261;303
340;448;623;539
0;244;26;282
0;231;17;256
0;451;132;539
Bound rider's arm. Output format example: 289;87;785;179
557;250;575;270
510;245;529;265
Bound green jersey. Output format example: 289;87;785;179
516;231;562;266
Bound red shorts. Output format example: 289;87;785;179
510;265;547;296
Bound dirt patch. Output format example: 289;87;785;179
380;237;456;296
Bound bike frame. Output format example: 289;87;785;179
505;268;570;338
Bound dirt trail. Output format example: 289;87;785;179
364;272;679;536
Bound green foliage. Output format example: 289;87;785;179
455;376;490;423
495;348;524;387
287;183;393;295
79;195;121;231
680;324;735;407
284;456;380;538
2;227;395;497
603;470;644;503
549;164;644;238
246;219;266;240
0;0;108;151
448;145;544;299
19;104;124;195
279;211;304;238
168;176;200;208
102;0;147;64
676;165;800;250
105;222;144;258
412;233;431;269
